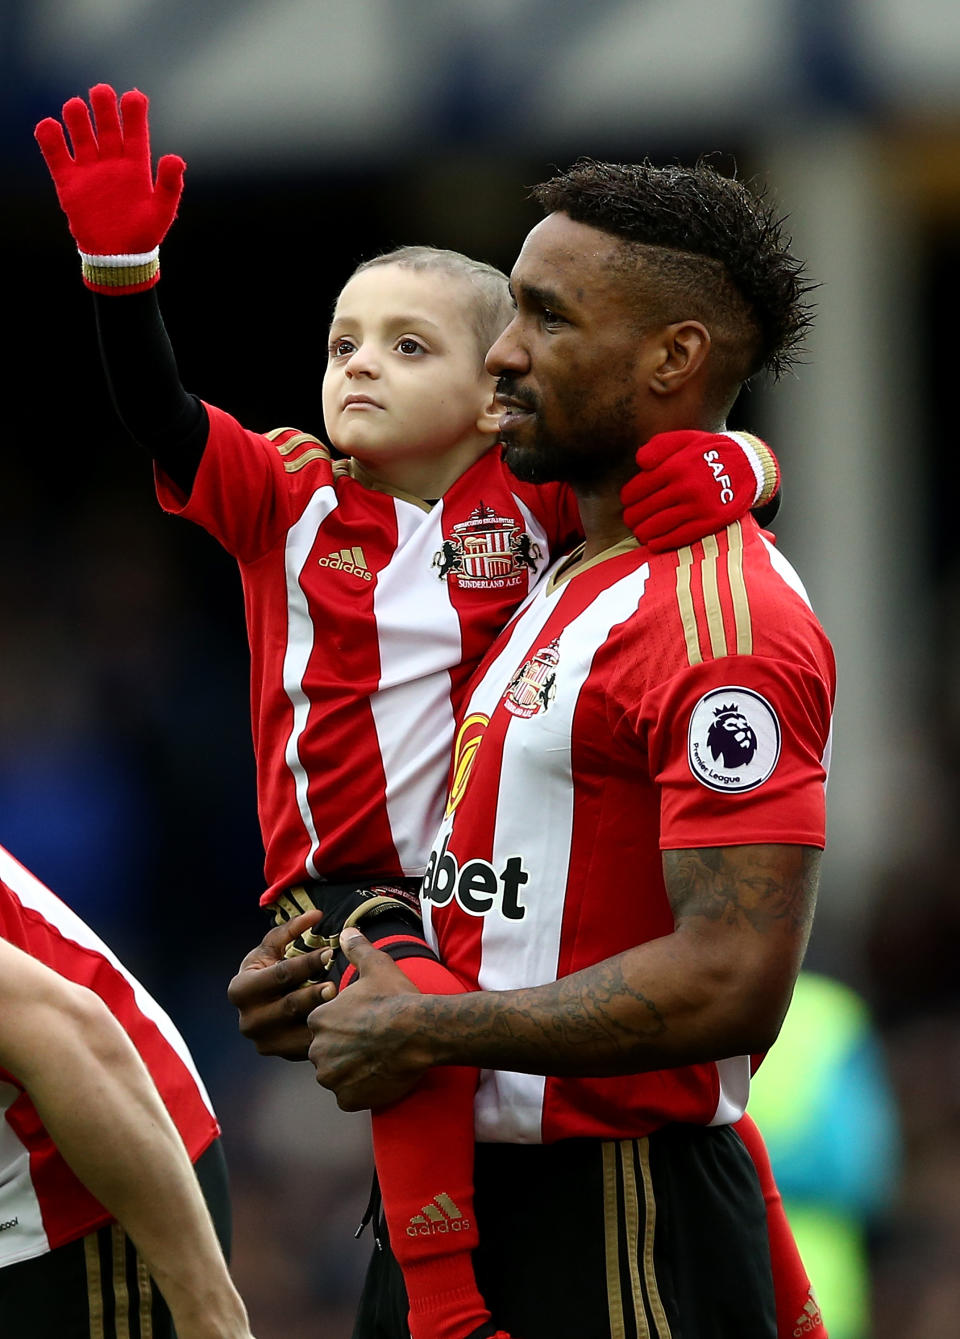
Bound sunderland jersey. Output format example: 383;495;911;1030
157;404;580;903
0;847;219;1267
421;519;835;1145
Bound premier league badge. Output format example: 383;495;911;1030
687;687;781;792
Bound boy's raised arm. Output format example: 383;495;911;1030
36;83;207;495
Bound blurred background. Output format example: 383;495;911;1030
2;1;959;1334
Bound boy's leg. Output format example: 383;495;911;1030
734;1113;828;1338
274;883;505;1339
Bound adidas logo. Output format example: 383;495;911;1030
318;546;373;581
793;1288;823;1335
406;1193;472;1238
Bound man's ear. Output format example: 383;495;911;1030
649;321;711;397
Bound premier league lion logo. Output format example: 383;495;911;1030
706;704;758;769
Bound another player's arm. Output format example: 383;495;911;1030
0;941;254;1339
306;843;820;1110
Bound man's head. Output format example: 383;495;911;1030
488;157;812;493
322;247;513;495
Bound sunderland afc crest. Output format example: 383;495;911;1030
433;501;541;589
503;638;560;718
688;686;781;792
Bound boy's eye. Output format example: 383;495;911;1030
396;337;426;356
330;337;356;357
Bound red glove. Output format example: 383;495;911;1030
35;83;185;294
621;430;780;552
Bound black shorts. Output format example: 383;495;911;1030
0;1138;231;1339
353;1124;777;1339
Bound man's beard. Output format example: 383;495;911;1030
499;376;642;492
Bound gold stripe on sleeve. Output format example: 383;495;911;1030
637;1140;672;1339
602;1142;627;1339
675;548;702;667
112;1223;131;1339
725;522;753;655
84;1232;106;1339
700;534;728;659
620;1140;652;1339
266;429;328;456
283;448;332;473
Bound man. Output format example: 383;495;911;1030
296;159;835;1338
0;845;254;1339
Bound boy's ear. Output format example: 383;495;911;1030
477;383;502;437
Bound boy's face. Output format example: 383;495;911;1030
322;265;497;476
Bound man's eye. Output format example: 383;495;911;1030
330;338;355;357
397;337;425;355
542;308;564;327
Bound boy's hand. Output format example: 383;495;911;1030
35;83;185;292
621;430;780;552
226;911;336;1060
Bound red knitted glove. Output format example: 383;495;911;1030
35;83;185;294
621;430;780;552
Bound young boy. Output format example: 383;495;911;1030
35;84;809;1339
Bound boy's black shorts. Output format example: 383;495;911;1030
353;1123;777;1339
0;1138;231;1339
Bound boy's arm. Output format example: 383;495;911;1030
0;939;253;1339
36;83;207;496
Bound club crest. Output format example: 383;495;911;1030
687;687;781;792
433;501;542;589
503;638;560;718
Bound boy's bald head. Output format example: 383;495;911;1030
352;246;513;365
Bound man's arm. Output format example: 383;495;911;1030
0;940;253;1339
306;843;820;1111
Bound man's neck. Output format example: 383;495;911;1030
574;487;633;561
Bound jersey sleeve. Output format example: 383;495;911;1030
636;654;834;850
154;401;335;563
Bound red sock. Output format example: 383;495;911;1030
370;956;492;1339
735;1113;827;1338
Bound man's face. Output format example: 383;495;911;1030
322;265;494;469
486;212;659;493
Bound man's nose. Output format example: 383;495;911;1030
485;318;527;378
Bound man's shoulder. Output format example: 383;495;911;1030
615;520;833;677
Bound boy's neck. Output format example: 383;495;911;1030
347;437;493;503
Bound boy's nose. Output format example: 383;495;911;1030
345;344;380;377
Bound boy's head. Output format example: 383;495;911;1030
322;247;513;496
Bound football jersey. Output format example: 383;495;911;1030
156;404;581;903
0;847;219;1267
420;519;835;1145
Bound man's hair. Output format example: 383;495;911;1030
532;157;813;384
351;246;513;364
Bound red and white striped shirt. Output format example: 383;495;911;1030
421;520;835;1145
0;847;219;1267
157;404;580;904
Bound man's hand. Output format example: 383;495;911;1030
35;83;185;291
226;911;335;1060
621;429;780;552
307;928;429;1111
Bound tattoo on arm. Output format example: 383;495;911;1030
663;844;820;937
